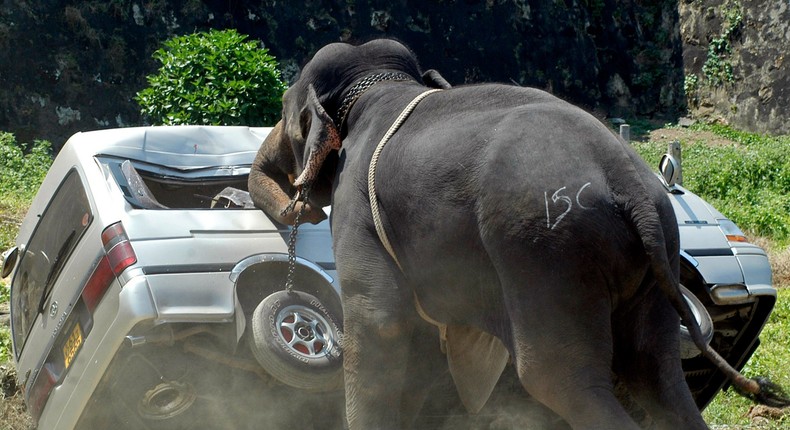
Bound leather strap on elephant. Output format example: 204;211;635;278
335;72;413;130
367;88;442;271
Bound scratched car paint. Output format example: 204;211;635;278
0;126;777;429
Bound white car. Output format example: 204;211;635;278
1;126;776;428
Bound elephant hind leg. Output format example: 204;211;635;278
613;288;708;430
510;324;641;429
498;271;642;429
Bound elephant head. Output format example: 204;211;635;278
249;39;450;224
248;119;332;225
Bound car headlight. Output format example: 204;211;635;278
718;219;748;243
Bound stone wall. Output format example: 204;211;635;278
6;1;780;147
680;0;789;135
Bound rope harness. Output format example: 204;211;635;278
281;80;441;297
365;89;449;333
367;89;443;271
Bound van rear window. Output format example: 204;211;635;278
11;169;93;356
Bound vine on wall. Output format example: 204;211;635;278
701;0;743;86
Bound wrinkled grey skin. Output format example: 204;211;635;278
249;39;744;429
249;120;329;225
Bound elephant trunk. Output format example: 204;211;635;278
293;131;339;190
293;88;342;189
249;120;327;225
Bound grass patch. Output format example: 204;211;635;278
632;124;790;246
635;122;790;425
1;280;10;364
703;287;790;428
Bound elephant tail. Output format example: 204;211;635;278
610;141;790;407
621;162;790;408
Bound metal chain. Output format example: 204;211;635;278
284;185;311;294
335;72;412;129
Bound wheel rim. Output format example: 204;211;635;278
276;305;336;359
138;381;196;421
682;293;704;328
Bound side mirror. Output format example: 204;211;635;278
1;246;18;278
659;154;681;187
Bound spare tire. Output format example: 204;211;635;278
249;290;343;391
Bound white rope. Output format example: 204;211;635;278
367;89;443;271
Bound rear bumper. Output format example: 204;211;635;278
36;276;156;429
35;268;243;430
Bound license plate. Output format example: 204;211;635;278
63;323;83;369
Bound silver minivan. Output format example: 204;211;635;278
2;126;345;429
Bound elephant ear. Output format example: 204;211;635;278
422;69;452;89
293;85;341;189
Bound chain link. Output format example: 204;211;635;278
335;72;412;129
284;185;311;294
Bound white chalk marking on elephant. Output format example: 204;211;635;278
545;187;571;230
544;182;593;229
576;181;592;209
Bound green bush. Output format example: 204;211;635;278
136;29;287;126
0;132;52;253
0;132;52;199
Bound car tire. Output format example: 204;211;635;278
249;290;344;391
679;284;714;359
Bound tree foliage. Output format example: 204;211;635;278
136;29;287;126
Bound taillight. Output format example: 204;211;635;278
82;222;137;312
27;365;57;420
101;222;137;275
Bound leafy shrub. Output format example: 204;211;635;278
0;132;52;198
136;29;287;126
0;132;52;253
633;125;790;244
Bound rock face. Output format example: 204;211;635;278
680;0;789;135
0;1;785;146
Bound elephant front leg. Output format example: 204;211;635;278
338;253;415;429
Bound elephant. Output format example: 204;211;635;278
248;39;787;429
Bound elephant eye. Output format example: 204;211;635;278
298;107;312;142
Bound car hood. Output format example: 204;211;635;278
666;185;724;225
665;184;733;252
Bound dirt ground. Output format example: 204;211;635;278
1;365;33;430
